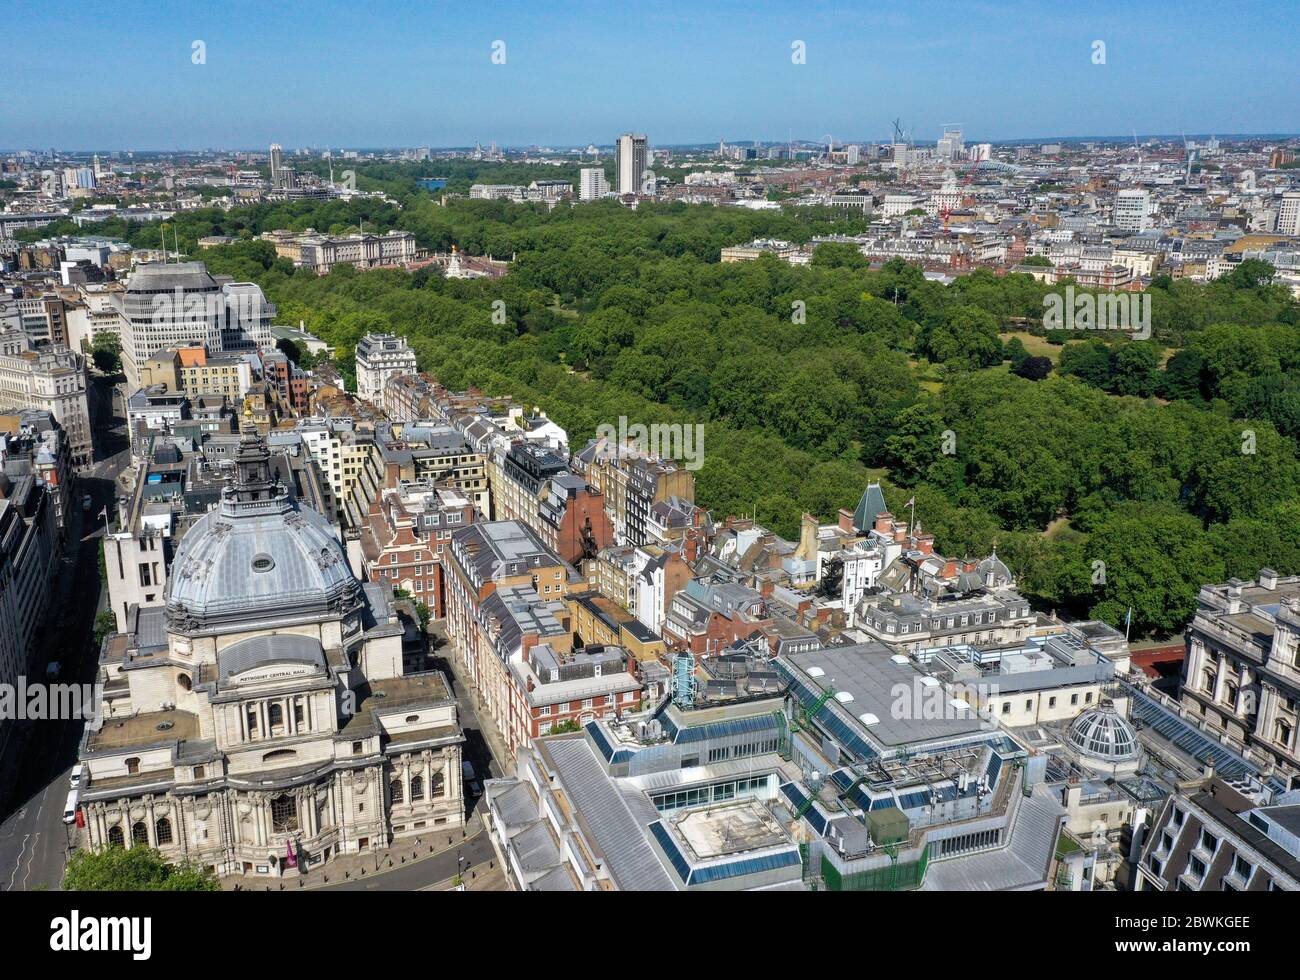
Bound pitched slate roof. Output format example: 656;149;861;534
853;481;888;533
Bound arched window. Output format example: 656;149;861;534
262;749;298;764
108;825;125;847
131;821;149;845
125;757;140;775
268;703;285;735
389;778;404;805
155;817;173;845
431;771;445;798
177;673;192;692
409;774;425;801
270;794;298;833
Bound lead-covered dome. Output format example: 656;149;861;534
164;432;361;633
1067;706;1139;762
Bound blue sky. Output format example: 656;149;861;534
5;0;1299;150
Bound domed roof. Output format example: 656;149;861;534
164;433;362;634
1067;706;1139;762
977;551;1013;587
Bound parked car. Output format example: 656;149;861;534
69;764;84;789
62;789;79;825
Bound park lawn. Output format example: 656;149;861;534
999;330;1062;363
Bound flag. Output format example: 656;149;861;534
97;506;107;522
905;496;916;509
1125;606;1132;626
285;841;297;868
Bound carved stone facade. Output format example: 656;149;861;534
1182;573;1300;782
77;432;465;878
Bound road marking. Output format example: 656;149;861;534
21;832;40;889
6;834;30;890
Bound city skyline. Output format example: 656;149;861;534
4;0;1300;916
5;0;1300;150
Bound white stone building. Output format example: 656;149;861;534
76;434;465;879
0;329;92;466
355;332;417;410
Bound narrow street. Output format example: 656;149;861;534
0;375;130;890
309;622;513;891
0;378;515;891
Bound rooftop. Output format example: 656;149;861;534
671;798;791;861
86;708;198;752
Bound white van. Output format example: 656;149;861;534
62;789;79;825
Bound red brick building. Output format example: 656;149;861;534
360;483;476;618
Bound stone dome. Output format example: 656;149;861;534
164;433;361;633
1067;706;1139;762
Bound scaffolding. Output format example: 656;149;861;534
671;652;696;708
821;843;931;892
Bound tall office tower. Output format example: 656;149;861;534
579;167;610;201
937;128;964;161
1278;191;1300;236
616;133;649;195
269;143;284;187
1114;189;1151;231
115;261;274;387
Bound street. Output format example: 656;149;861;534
0;374;129;890
311;624;511;891
0;381;514;891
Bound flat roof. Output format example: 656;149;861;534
785;643;986;748
671;799;791;861
87;708;198;752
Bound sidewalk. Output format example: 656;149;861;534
419;861;510;891
223;810;489;891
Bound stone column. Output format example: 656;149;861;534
1256;685;1279;746
1212;653;1231;707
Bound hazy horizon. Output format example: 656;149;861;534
6;0;1299;151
